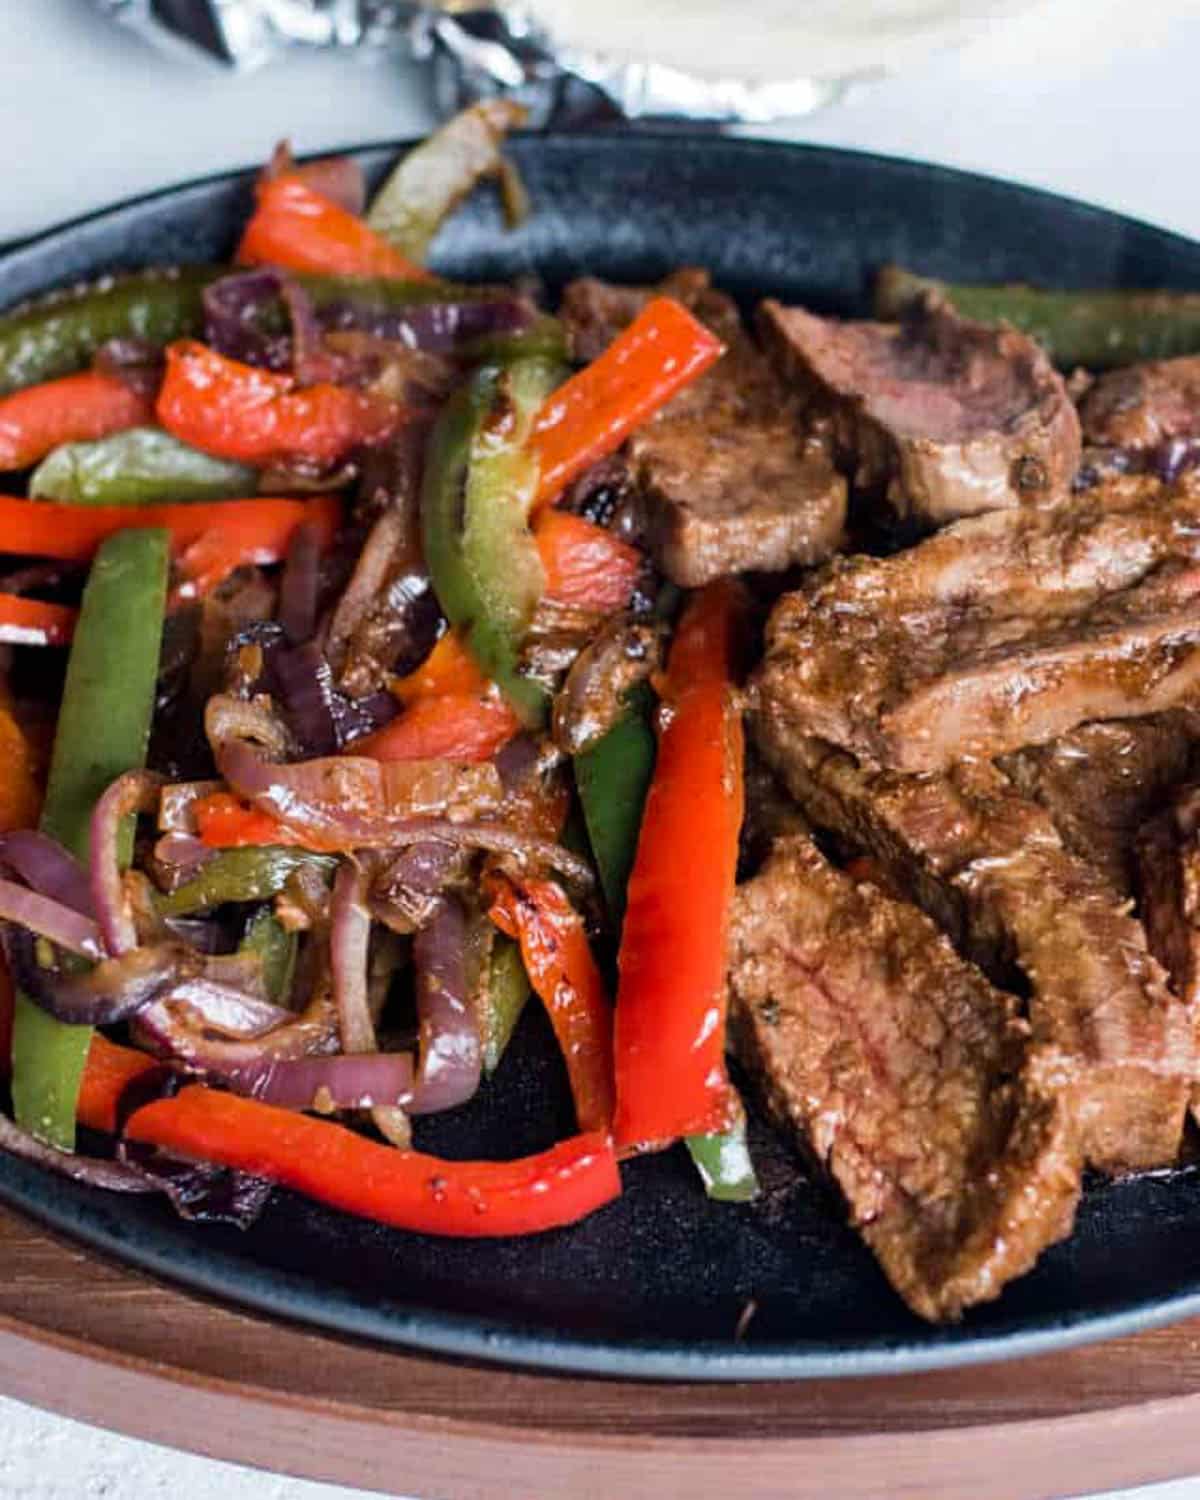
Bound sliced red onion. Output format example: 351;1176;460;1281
151;834;217;891
277;642;398;755
369;840;466;933
0;831;94;916
117;1139;274;1228
161;983;288;1036
160;916;226;955
317;297;535;354
280;277;333;386
203;269;292;370
169;950;277;1018
227;628;397;757
0;1112;156;1194
331;862;412;1145
208;695;503;846
325;496;440;692
6;914;286;1029
270;642;342;757
411;896;481;1114
278;521;322;645
226;1052;415;1110
136;964;340;1085
331;863;374;1053
90;771;165;957
5;930;200;1025
0;878;103;958
136;995;335;1065
92;337;164;399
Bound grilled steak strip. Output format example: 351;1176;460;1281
754;480;1200;772
1137;784;1200;1012
758;294;1080;526
730;833;1080;1321
747;721;1195;1174
998;712;1199;897
558;271;846;586
1080;356;1200;451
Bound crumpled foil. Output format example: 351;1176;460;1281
91;0;849;124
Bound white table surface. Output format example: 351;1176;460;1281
4;1;1200;1496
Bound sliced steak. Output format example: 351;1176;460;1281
758;295;1080;526
747;721;1195;1173
999;712;1198;897
1137;784;1200;1011
729;833;1080;1321
558;271;846;586
752;480;1200;771
1080;356;1200;451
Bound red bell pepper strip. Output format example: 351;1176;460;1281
355;695;518;764
76;1034;158;1134
529;296;724;510
237;175;433;282
0;593;76;647
612;579;747;1152
193;792;306;850
0;493;339;571
157;341;401;467
488;875;615;1134
0;700;43;838
356;632;521;763
125;1084;620;1237
535;510;642;613
392;630;488;705
0;371;154;470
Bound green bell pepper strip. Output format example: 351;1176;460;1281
572;683;759;1202
156;846;337;917
480;936;531;1076
239;907;298;1007
683;1110;759;1203
30;428;258;507
0;267;219;396
11;528;169;1149
574;687;657;933
874;265;1200;369
421;357;565;726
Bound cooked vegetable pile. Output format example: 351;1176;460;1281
0;105;753;1239
7;110;1200;1324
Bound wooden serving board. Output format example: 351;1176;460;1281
3;1202;1200;1500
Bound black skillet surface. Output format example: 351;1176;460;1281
4;134;1200;1381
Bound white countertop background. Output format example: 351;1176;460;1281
4;1;1200;1495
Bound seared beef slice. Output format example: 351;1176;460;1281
1138;785;1200;1011
755;481;1200;771
998;713;1198;897
758;296;1080;525
729;834;1080;1321
747;726;1195;1173
559;273;846;586
1080;356;1200;452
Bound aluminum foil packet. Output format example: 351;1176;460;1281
91;1;847;125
